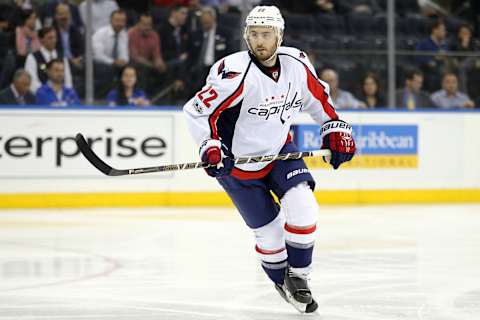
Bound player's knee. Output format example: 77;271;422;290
281;182;318;227
253;212;285;251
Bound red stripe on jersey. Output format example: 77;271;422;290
231;161;274;180
304;65;338;120
285;223;317;235
209;82;244;139
255;245;286;255
286;132;292;144
231;138;291;180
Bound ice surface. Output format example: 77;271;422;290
0;204;479;319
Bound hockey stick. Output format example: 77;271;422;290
75;133;331;176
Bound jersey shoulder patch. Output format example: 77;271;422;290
278;46;309;61
278;46;318;78
211;51;250;81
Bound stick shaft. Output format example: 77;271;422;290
75;133;331;176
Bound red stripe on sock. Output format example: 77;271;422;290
255;245;286;255
284;223;317;235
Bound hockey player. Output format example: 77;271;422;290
183;5;355;313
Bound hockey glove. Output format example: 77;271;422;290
320;120;356;169
199;139;234;177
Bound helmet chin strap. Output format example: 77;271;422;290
263;47;279;65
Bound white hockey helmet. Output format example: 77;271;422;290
243;6;285;57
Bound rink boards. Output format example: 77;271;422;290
0;107;479;207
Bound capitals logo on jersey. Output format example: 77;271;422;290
247;83;303;124
217;60;241;79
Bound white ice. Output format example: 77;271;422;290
0;204;479;320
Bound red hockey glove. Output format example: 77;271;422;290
320;120;356;169
199;139;234;177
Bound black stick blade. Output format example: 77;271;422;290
75;133;120;176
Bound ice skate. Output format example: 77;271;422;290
274;268;318;313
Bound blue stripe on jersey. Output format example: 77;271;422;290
216;100;243;154
208;61;252;139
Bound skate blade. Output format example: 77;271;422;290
276;284;315;314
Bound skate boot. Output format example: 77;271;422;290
274;268;318;313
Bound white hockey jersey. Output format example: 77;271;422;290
183;46;339;179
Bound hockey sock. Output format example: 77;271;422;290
257;248;288;284
280;182;318;272
254;213;288;284
285;223;316;269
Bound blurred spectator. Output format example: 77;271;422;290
451;24;479;60
36;58;79;106
418;0;448;17
79;0;118;33
358;72;386;108
13;0;34;10
158;5;190;99
450;24;480;93
221;0;261;12
0;4;12;30
415;19;449;92
0;8;14;90
0;69;35;105
25;26;73;92
9;0;42;30
92;9;128;98
159;5;189;66
107;65;149;106
128;13;167;94
188;6;233;94
152;0;185;6
395;69;432;109
116;0;149;15
320;68;367;109
41;0;83;29
336;0;381;14
15;10;41;67
471;0;480;36
315;0;336;13
93;9;128;68
53;3;84;70
431;72;474;109
185;0;203;35
416;19;448;64
266;0;329;14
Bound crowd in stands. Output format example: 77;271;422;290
0;0;478;109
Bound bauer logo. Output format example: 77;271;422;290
292;124;418;169
286;168;309;180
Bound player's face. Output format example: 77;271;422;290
247;27;277;62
